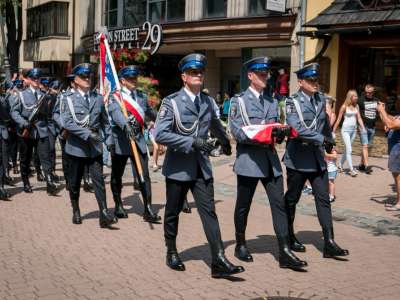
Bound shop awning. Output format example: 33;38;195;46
298;0;400;36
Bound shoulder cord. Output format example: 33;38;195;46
292;98;317;130
170;98;199;136
18;91;35;111
66;96;90;128
237;97;251;126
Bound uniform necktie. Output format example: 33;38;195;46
194;96;200;113
34;90;38;100
85;94;90;105
259;95;264;108
310;95;316;110
131;91;136;101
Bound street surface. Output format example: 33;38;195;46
0;150;399;300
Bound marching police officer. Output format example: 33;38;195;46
229;57;307;270
107;65;161;222
0;81;12;200
60;63;117;228
53;75;74;191
284;63;349;258
10;68;58;195
46;79;61;182
155;53;244;278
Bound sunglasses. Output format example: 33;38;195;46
186;69;204;76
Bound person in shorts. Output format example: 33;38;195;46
358;84;379;174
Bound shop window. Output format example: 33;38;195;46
27;1;68;39
148;0;185;23
203;0;227;19
248;0;288;16
124;0;147;26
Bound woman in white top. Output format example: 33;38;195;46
333;90;366;177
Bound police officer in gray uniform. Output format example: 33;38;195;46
155;53;244;278
10;68;58;195
60;63;117;228
229;57;307;270
0;81;12;200
284;63;349;258
107;65;161;222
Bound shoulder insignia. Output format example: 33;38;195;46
286;102;296;114
158;105;168;119
234;92;244;97
165;92;179;100
230;104;237;118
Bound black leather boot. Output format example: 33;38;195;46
51;172;60;183
182;197;191;213
22;177;33;193
278;236;307;270
37;170;45;182
46;174;58;196
288;207;306;252
211;243;245;278
0;185;11;200
234;233;253;262
98;199;118;228
113;194;128;218
71;197;82;224
166;239;185;271
322;227;349;258
143;195;161;223
13;164;19;175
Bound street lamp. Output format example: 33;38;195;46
0;10;11;80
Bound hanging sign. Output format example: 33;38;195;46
93;21;162;55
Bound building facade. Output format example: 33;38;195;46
20;0;300;98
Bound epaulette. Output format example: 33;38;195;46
165;91;179;100
233;92;245;98
136;89;147;97
63;90;74;97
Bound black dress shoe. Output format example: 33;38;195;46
278;237;307;270
99;209;118;228
166;252;185;271
133;181;140;190
165;239;185;271
211;252;245;278
322;228;349;258
143;202;161;223
288;225;306;252
234;233;253;262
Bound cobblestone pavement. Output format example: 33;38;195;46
0;150;399;300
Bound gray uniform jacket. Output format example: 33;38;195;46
10;88;49;139
0;95;11;140
229;88;282;178
60;89;110;158
46;94;57;136
107;88;157;156
155;88;229;181
283;91;332;172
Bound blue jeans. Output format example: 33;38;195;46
341;128;357;170
360;127;375;146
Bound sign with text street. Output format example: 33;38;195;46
93;22;162;55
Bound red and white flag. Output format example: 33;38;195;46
242;123;298;144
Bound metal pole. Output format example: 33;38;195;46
299;0;307;68
0;12;11;80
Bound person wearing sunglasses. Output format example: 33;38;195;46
60;63;117;229
155;53;244;278
9;68;58;196
284;63;349;260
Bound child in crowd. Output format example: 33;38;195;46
325;147;338;203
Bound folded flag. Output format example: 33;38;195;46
242;123;298;144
